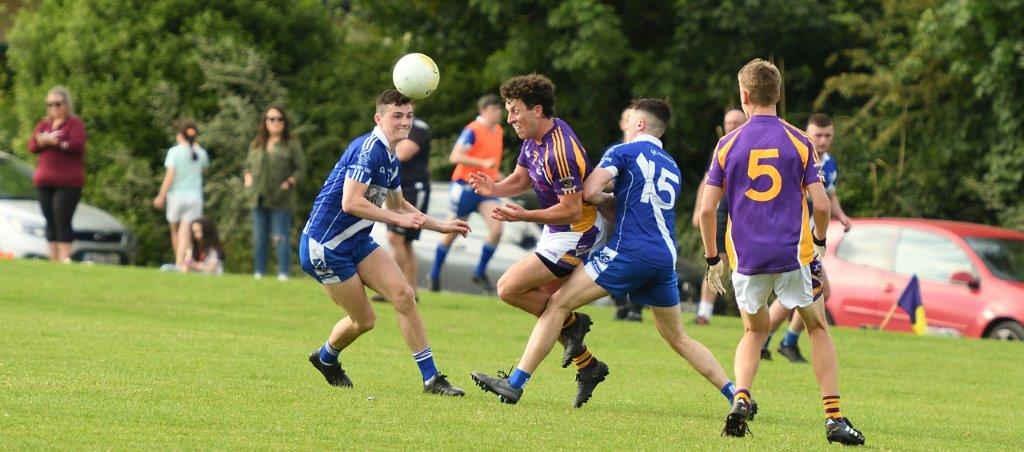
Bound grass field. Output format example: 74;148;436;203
2;259;1022;450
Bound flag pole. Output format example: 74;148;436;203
878;300;900;330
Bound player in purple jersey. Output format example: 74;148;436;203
472;99;749;413
301;90;470;397
466;74;608;407
700;59;865;445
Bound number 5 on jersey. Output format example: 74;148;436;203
637;153;679;207
744;148;781;202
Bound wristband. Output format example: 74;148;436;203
705;255;721;266
813;236;826;247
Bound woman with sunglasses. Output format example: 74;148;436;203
27;85;88;263
244;105;306;280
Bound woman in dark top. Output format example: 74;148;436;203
27;86;88;263
244;105;306;280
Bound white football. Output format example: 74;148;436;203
392;53;439;99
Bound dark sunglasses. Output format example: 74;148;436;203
266;116;285;123
46;102;64;108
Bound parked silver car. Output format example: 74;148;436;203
0;151;134;264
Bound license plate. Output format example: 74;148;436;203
82;252;122;265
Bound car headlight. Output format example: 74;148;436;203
1;217;47;238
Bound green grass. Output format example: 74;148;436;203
1;259;1022;450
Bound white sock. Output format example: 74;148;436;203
698;300;715;318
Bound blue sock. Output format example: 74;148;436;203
474;243;497;278
781;330;801;348
508;368;531;390
413;347;438;382
721;381;737;404
319;341;340;365
762;333;773;351
429;245;449;281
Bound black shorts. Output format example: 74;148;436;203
536;252;573;278
387;180;431;241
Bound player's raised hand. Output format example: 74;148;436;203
491;203;525;222
468;171;495;196
396;212;426;229
441;219;471;237
705;255;727;295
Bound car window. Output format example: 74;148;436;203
894;229;975;282
0;156;37;199
836;226;899;271
965;237;1024;282
427;184;539;250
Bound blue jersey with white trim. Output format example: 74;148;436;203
597;134;681;268
819;152;838;192
303;127;400;249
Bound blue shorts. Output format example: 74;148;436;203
449;180;498;218
299;232;379;284
584;247;679;307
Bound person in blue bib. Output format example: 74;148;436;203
300;89;470;397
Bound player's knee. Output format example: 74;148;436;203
496;275;517;302
355;312;377;333
391;285;417;310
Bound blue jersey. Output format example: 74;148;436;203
303;127;400;249
597;134;681;269
819;152;838;192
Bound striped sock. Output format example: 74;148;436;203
508;368;531;389
413;347;438;382
563;312;577;328
736;388;752;405
572;347;594;370
319;341;340;365
823;395;842;419
721;381;737;404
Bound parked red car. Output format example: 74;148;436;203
822;218;1024;340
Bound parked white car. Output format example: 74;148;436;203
0;151;134;264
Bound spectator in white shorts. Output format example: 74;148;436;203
153;120;209;265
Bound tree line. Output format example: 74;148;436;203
0;0;1020;271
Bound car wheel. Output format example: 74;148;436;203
987;320;1024;341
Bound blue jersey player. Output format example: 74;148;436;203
301;90;470;396
471;99;741;411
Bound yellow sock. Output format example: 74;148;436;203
823;395;842;419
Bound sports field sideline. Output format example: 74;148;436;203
2;259;1020;449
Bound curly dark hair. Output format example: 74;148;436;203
189;216;225;262
500;74;556;118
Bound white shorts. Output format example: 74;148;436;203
535;225;603;273
732;265;813;315
167;196;203;224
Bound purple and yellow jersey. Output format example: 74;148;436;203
515;118;599;234
706;115;822;275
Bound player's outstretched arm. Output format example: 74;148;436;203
387;190;472;237
343;178;425;230
493;192;582;225
828;190;853;231
468;165;531;198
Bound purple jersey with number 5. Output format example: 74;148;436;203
516;118;599;233
706;115;822;275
